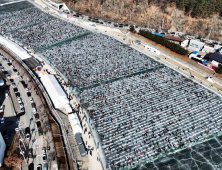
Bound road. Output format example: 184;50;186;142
1;56;45;170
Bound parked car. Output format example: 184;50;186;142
19;103;24;108
42;154;47;163
31;103;36;108
5;92;9;98
25;127;30;140
28;149;33;158
0;105;4;112
27;92;31;97
13;88;18;92
9;79;14;83
42;147;46;154
6;121;13;126
28;163;34;170
34;113;39;120
11;83;16;87
20;108;25;112
10;65;14;68
36;121;41;128
43;164;48;170
17;97;22;103
16;92;20;98
6;74;10;78
29;97;33;103
33;108;36;113
19;76;22;80
37;164;42;170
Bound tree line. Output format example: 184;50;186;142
148;0;222;18
139;29;189;55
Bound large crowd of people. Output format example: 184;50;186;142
6;18;87;50
80;67;222;168
42;33;162;89
0;7;55;34
2;6;222;170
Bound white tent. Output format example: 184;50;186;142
40;73;72;113
0;133;6;167
0;36;31;60
68;113;82;135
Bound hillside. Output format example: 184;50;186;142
62;0;222;41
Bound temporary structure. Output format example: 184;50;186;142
68;113;82;135
40;73;72;113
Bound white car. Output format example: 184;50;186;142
11;83;16;87
5;92;9;98
17;98;22;104
29;98;33;103
1;118;5;124
20;108;25;112
19;103;24;108
10;65;14;68
0;105;4;112
42;154;47;163
19;76;22;80
42;147;46;154
33;108;37;113
26;133;30;140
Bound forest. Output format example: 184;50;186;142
147;0;222;17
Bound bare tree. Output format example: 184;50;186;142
4;153;23;167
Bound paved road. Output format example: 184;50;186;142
1;56;45;170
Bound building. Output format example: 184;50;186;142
0;132;6;167
188;39;205;51
209;53;222;67
39;73;72;113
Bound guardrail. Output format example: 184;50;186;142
0;44;78;170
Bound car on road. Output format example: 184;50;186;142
27;92;31;97
11;83;16;87
25;127;30;140
33;108;37;113
13;88;18;92
31;103;36;108
9;79;13;83
19;76;22;80
7;62;11;66
42;147;46;154
28;148;33;158
19;103;24;108
13;69;17;73
0;105;4;112
0;112;3;118
43;164;48;170
3;58;7;60
5;92;9;98
37;164;42;170
6;121;13;126
0;66;4;71
29;97;33;103
34;113;39;120
1;118;5;124
10;65;14;68
20;108;25;112
36;121;41;128
28;163;34;170
17;97;22;103
17;72;20;75
16;92;20;98
42;154;47;163
6;74;11;78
